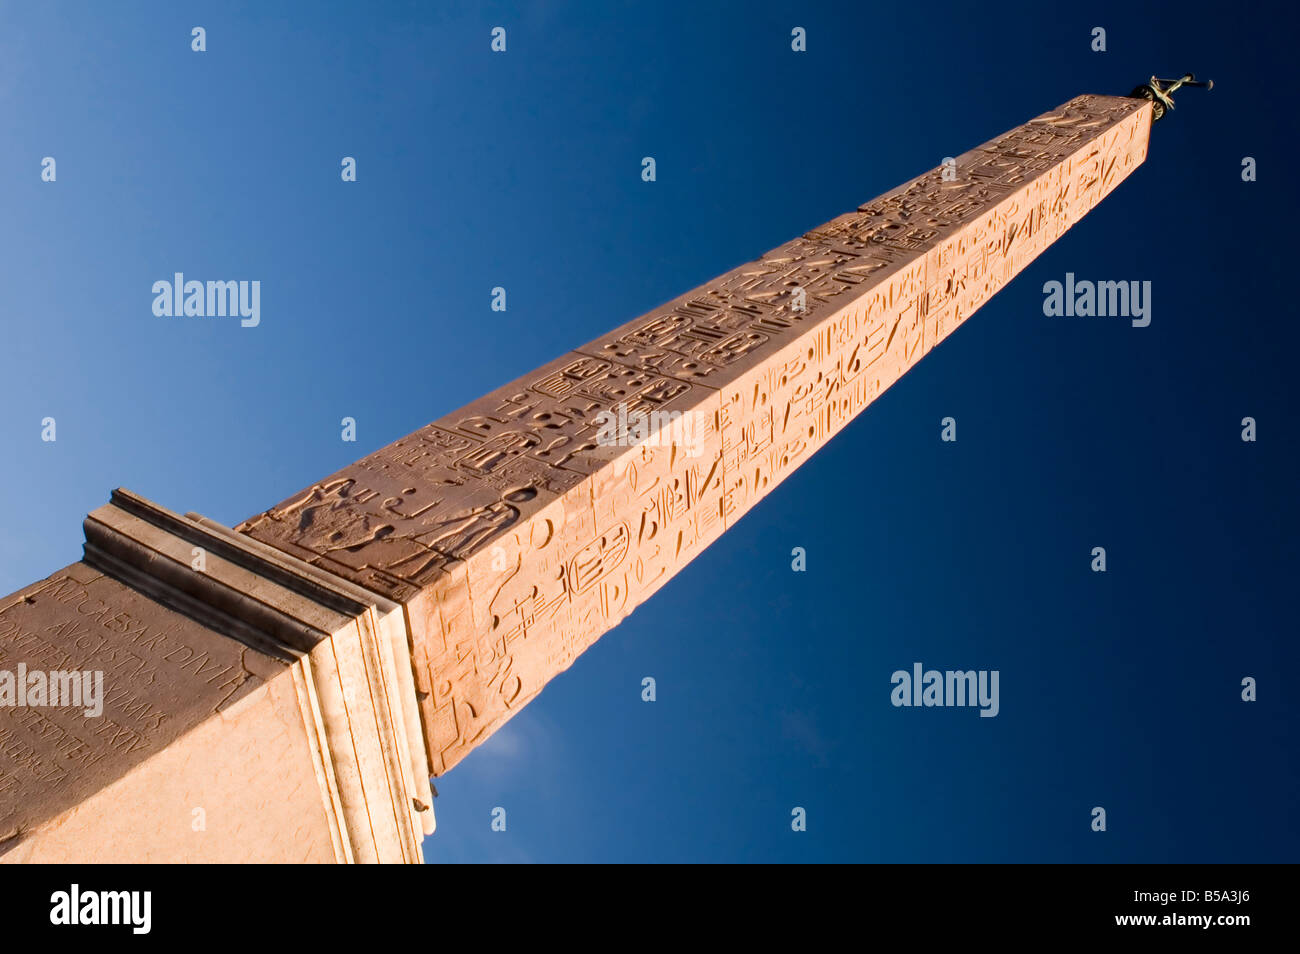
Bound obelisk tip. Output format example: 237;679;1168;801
1127;72;1212;121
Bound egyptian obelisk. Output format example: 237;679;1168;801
1;92;1152;861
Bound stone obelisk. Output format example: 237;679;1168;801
0;93;1153;861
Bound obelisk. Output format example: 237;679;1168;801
1;92;1153;861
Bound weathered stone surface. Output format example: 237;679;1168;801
0;561;277;849
239;94;1154;775
1;491;432;863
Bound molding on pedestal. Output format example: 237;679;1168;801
81;489;435;862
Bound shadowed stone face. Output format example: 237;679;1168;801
239;94;1154;776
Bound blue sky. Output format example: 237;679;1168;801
2;0;1296;862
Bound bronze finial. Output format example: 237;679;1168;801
1129;72;1214;121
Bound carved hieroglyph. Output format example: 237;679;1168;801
240;95;1154;775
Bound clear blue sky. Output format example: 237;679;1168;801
2;0;1296;862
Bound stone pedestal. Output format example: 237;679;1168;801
1;491;432;863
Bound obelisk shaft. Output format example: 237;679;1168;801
239;95;1153;774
